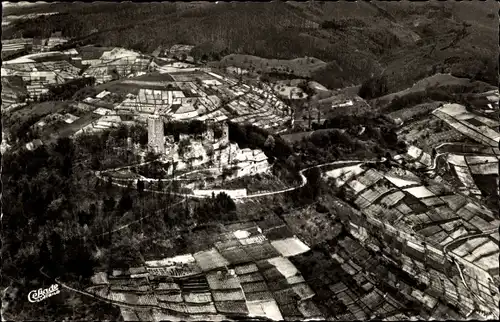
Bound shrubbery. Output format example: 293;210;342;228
227;122;293;161
381;85;475;113
193;192;237;222
358;75;389;99
36;77;96;102
164;120;207;138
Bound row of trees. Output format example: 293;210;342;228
164;120;207;140
227;122;294;162
381;84;485;114
33;77;96;103
358;75;389;100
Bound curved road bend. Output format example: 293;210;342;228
96;158;383;200
48;156;500;316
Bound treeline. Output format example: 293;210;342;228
228;122;294;161
358;75;389;100
164;120;207;139
380;84;488;114
33;77;96;102
7;114;41;144
319;114;395;130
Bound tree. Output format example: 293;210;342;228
358;75;389;99
118;192;133;213
106;176;113;189
213;192;236;214
103;197;116;212
264;135;275;150
301;167;322;202
137;180;145;194
91;155;101;170
145;151;157;162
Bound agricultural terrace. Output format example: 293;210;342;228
328;162;499;283
87;69;293;133
87;220;321;321
443;154;499;199
393;102;500;153
291;232;450;320
395;142;499;210
432;104;500;147
325;162;499;317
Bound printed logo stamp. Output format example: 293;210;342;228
28;284;60;303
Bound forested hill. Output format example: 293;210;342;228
2;1;497;92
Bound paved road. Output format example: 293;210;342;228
47;150;500;317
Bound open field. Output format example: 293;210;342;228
374;73;473;106
218;54;327;78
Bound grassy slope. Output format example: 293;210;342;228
216;54;327;78
374;73;476;106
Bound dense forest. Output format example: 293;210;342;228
0;119;345;319
3;1;497;93
1;124;244;319
228;117;406;170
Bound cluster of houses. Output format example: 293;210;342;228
71;66;292;139
1;45;165;108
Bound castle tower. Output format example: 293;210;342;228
148;115;165;154
220;121;229;144
205;118;215;143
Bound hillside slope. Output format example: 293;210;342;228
2;1;497;92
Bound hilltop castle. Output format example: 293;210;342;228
147;117;228;154
147;117;269;178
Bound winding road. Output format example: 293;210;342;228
36;149;499;319
96;158;383;200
